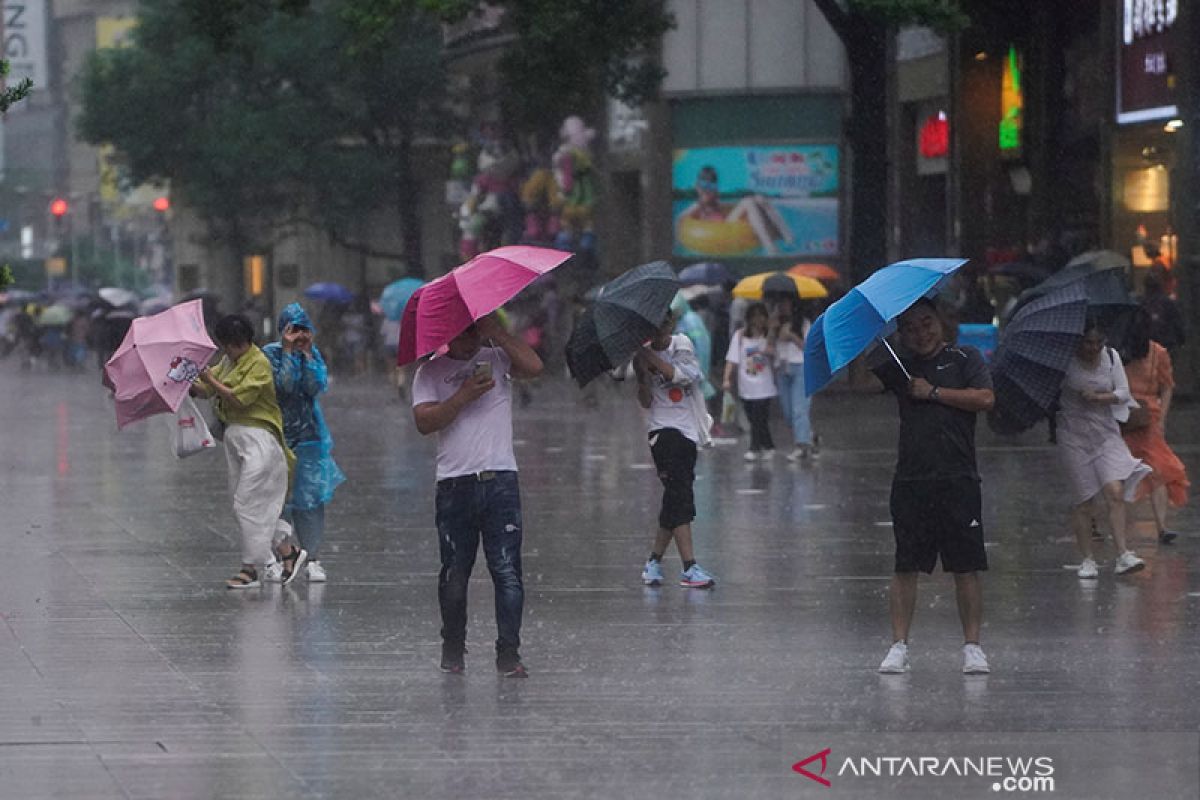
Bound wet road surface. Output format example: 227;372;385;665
1;363;1198;798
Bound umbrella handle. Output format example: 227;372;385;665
880;338;912;382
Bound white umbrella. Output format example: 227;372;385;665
98;287;139;308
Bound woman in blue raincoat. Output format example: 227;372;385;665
263;303;345;582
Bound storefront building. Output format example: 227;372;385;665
1112;0;1183;289
630;0;848;277
892;27;951;261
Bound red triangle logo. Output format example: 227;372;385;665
792;748;832;787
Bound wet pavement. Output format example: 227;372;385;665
2;361;1199;799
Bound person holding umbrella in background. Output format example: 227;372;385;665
770;296;815;461
723;302;778;461
263;303;345;583
563;262;712;587
634;311;716;590
193;315;304;589
1057;319;1151;579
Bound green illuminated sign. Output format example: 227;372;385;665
1000;45;1023;153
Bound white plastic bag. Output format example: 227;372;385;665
172;396;216;458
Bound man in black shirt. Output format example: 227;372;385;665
873;298;995;675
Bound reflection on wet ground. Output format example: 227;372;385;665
1;365;1198;798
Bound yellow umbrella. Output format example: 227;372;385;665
732;271;829;300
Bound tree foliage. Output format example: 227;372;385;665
349;0;674;135
78;0;444;267
835;0;968;33
0;59;33;114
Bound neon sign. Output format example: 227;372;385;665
999;46;1023;153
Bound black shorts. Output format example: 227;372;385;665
649;428;697;530
890;477;987;574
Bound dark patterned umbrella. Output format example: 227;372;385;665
566;261;679;387
988;281;1090;434
1005;251;1134;323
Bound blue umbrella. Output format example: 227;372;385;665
804;258;967;396
678;261;731;287
379;277;423;321
303;282;355;304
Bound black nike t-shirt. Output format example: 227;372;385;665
873;344;992;482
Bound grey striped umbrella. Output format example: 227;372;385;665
988;281;1089;434
565;261;679;387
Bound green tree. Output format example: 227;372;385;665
77;0;444;296
811;0;968;278
349;0;673;138
0;59;33;113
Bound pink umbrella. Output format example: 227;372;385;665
397;245;572;365
104;299;217;429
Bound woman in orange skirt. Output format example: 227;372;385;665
1122;308;1189;543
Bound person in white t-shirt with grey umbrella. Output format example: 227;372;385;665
634;311;717;589
412;313;543;677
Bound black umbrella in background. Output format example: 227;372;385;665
988;281;1090;434
1005;250;1133;320
987;261;1051;284
566;261;679;387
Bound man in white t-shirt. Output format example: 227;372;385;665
412;313;543;677
634;313;717;589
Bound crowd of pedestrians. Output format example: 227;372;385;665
27;250;1185;682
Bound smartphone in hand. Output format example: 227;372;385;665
473;361;493;381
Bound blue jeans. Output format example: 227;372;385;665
776;363;812;446
434;471;524;656
288;505;325;560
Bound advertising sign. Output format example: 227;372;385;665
1117;0;1179;124
4;0;48;90
672;145;839;258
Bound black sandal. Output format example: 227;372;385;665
226;566;259;590
279;546;308;587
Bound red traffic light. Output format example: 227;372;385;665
49;198;68;217
153;196;170;213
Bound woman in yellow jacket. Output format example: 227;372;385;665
194;315;302;589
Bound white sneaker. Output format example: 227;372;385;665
743;450;759;462
962;643;990;674
1077;558;1099;579
878;642;909;673
280;548;308;586
306;561;327;582
1115;550;1145;575
786;445;810;462
263;557;284;583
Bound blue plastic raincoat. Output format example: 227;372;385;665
671;293;716;399
263;303;346;510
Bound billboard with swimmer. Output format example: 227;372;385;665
672;145;840;259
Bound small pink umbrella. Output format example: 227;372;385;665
397;245;572;365
104;299;217;429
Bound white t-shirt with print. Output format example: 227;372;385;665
725;331;778;400
411;346;518;480
644;334;704;443
774;318;811;365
